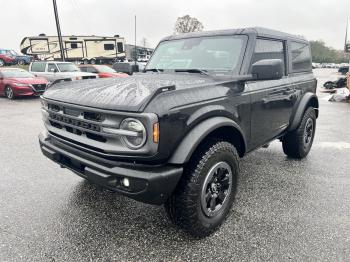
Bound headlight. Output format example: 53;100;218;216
13;83;29;86
120;118;146;149
75;76;82;80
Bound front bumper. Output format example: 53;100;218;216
39;131;183;205
13;86;44;97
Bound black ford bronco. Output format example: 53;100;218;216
39;27;318;237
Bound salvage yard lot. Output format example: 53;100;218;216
0;69;349;261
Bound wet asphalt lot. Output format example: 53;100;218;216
0;69;349;261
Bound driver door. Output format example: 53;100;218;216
247;38;296;148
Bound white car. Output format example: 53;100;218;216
29;61;98;82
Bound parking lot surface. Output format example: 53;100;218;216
0;69;349;261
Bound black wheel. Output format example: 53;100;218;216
5;86;14;99
282;107;316;158
164;140;239;238
90;59;96;65
18;60;25;65
0;59;4;67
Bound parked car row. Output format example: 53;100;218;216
0;48;33;67
312;62;349;69
1;61;128;99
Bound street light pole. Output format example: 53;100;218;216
134;15;137;66
53;0;65;61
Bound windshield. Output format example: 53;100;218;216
1;69;34;78
9;50;18;56
57;63;79;72
96;65;116;73
146;35;247;75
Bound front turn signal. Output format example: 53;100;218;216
153;123;159;143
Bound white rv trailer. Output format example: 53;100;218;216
20;34;126;64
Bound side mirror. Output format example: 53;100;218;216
251;59;284;80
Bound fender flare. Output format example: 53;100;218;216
288;93;319;131
168;117;246;164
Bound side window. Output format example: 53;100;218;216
117;42;124;53
104;44;115;51
47;63;58;72
291;42;312;72
31;62;46;72
252;39;286;75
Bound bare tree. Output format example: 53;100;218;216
140;37;148;47
174;15;204;34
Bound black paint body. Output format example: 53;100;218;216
39;27;318;205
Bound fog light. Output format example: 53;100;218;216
122;178;130;187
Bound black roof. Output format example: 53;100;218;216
161;27;307;42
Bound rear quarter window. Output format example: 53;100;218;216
31;62;46;72
291;42;312;73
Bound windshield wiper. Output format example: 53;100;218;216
174;69;210;76
144;68;163;73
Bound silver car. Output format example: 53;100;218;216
29;61;98;82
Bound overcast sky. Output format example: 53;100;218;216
2;0;349;52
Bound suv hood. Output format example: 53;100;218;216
43;73;216;112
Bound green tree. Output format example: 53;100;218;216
310;40;350;63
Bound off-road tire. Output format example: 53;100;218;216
282;107;316;158
164;140;239;238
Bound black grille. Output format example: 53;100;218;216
82;76;96;80
84;111;103;122
48;104;60;112
49;112;101;132
32;84;47;92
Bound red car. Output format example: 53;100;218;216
0;68;48;99
78;65;128;78
0;49;16;67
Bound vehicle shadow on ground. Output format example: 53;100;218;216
54;145;313;259
0;96;40;102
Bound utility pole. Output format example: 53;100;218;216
134;15;137;66
53;0;65;61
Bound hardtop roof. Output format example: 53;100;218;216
161;27;308;43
